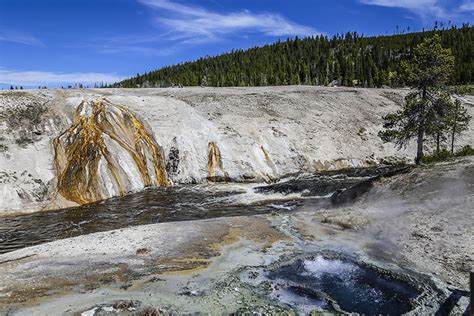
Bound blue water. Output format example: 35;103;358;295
268;255;419;314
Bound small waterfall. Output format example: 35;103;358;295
52;98;169;205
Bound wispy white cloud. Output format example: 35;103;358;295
459;1;474;12
359;0;472;20
0;69;124;86
137;0;320;43
0;32;43;46
360;0;436;9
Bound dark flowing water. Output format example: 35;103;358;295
0;183;295;254
0;167;404;254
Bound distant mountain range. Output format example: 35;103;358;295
114;24;473;89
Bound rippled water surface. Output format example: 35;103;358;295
0;183;306;254
0;168;400;254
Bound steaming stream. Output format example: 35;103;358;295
0;167;402;255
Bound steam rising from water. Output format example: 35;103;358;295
0;167;400;254
267;255;419;314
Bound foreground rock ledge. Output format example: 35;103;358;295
1;158;472;315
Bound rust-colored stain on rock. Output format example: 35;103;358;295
53;98;169;205
207;141;229;182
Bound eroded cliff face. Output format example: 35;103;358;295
53;98;169;205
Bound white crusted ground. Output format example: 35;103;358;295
1;86;473;213
1;158;472;314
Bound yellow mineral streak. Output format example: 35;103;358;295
207;142;223;174
207;141;228;182
53;98;169;205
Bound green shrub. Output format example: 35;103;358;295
448;85;474;95
422;145;474;163
455;145;474;157
422;149;452;163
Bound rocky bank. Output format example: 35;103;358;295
2;86;473;213
0;157;472;315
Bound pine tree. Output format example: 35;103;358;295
447;98;471;153
430;93;451;152
115;26;473;89
379;35;455;164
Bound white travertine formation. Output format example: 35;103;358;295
1;86;473;213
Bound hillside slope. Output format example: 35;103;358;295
1;86;473;213
116;26;474;88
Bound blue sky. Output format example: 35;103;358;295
0;0;473;87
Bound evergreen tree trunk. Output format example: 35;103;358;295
416;87;427;165
436;132;440;153
416;127;424;165
451;128;455;154
451;105;458;154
